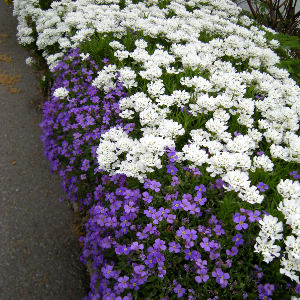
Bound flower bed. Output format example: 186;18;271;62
13;0;300;299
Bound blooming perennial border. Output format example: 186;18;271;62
13;0;300;299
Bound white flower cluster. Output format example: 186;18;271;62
53;87;69;99
96;127;175;182
25;56;34;66
254;179;300;283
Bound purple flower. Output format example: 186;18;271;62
195;259;207;268
129;278;139;290
166;214;176;224
171;176;179;186
194;193;207;206
130;242;144;251
195;184;206;193
209;251;220;260
176;226;187;238
145;254;156;268
257;182;269;192
234;131;242;136
290;171;300;179
120;245;130;255
142;191;153;203
158;266;166;278
149;180;161;192
153;238;166;251
226;246;238;256
152;211;163;224
200;237;214;252
118;276;129;288
209;215;218;225
169;241;181;253
295;284;300;294
215;178;225;189
143;223;156;234
212;268;230;287
172;200;182;210
186;229;198;240
233;215;248;230
167;165;178;175
102;265;116;279
232;234;244;246
184;249;197;260
213;225;225;236
144;206;156;217
257;151;264;156
136;232;148;240
195;268;209;283
124;201;137;213
174;284;186;298
248;210;262;222
167;149;178;162
102;58;110;63
182;199;192;211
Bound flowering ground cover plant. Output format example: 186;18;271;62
13;0;300;299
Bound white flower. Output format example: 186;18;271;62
222;170;250;192
53;87;69;99
25;57;34;66
79;52;90;61
277;179;300;199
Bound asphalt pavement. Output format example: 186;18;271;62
0;2;89;299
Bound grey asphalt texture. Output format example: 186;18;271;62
0;2;89;299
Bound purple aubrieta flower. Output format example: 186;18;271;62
200;237;215;252
167;148;178;162
233;215;248;230
149;180;161;192
247;210;262;223
226;246;238;256
169;241;181;253
257;151;264;156
174;284;186;298
195;184;206;193
182;199;192;211
144;206;156;217
118;276;129;288
290;171;300;179
171;176;180;186
184;249;197;260
295;283;300;294
102;58;110;63
136;232;148;240
143;223;156;234
213;225;225;236
167;165;178;175
186;229;198;240
232;234;244;246
257;182;269;192
176;226;187;238
158;266;166;278
194;193;207;206
212;268;230;287
209;251;220;260
195;259;207;268
130;242;144;251
172;200;182;210
195;268;209;283
234;131;242;136
142;191;153;203
153;238;166;251
145;254;157;268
